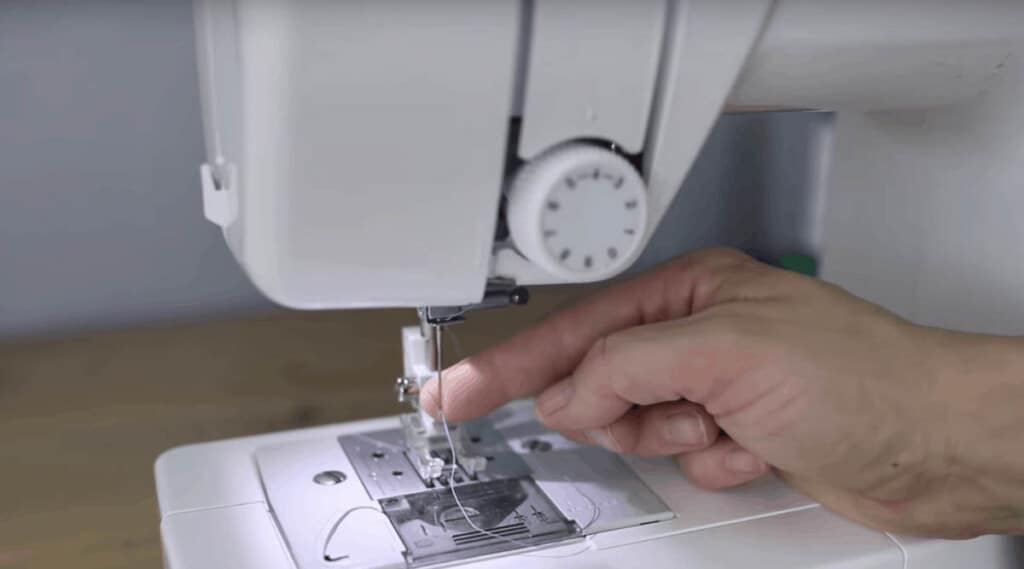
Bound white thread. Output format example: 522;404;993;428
437;326;597;559
320;506;383;561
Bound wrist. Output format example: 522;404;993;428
936;332;1024;535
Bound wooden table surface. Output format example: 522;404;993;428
0;287;587;569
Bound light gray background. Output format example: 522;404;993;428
0;0;830;339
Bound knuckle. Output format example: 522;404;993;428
590;333;613;363
578;334;614;383
596;331;642;400
699;312;758;346
580;331;652;407
581;332;620;375
688;247;755;267
661;248;754;285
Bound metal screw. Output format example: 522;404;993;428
522;439;553;453
395;376;417;403
313;470;346;485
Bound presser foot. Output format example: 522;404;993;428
399;412;487;484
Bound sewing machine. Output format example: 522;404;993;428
157;1;1024;567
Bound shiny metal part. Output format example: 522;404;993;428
395;376;416;404
312;470;347;485
259;407;674;569
400;413;447;481
338;421;579;567
420;280;529;325
340;420;526;500
382;477;577;567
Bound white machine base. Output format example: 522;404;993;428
155;401;1019;569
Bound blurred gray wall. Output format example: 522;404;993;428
0;0;267;339
0;0;831;340
634;111;832;273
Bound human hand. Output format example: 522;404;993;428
422;248;1024;538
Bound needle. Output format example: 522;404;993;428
434;323;443;424
433;323;456;480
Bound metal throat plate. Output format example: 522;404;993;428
255;405;673;569
380;477;575;565
339;420;578;565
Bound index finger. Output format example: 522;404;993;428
421;248;758;421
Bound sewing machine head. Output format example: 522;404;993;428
195;0;1024;321
161;1;1024;568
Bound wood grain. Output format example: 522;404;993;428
0;286;589;569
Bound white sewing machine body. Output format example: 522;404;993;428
156;401;1017;569
160;0;1024;567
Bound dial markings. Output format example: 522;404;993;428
512;144;646;278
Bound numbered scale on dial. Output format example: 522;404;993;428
507;143;649;280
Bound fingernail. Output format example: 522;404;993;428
664;411;707;445
725;448;766;475
536;379;574;418
585;427;620;452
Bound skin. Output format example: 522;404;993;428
421;248;1024;538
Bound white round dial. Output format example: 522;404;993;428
507;143;648;280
